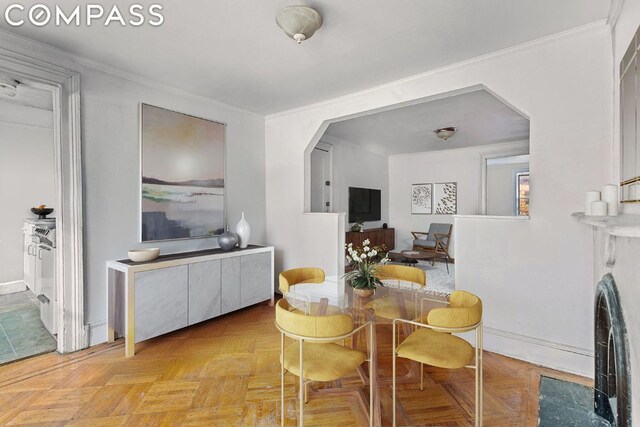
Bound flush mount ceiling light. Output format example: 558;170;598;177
0;74;19;97
434;127;457;141
276;5;323;44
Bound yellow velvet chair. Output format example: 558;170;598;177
279;267;335;315
275;298;374;427
376;264;426;286
366;265;426;321
279;267;325;293
392;290;483;426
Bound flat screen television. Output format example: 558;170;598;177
348;187;381;223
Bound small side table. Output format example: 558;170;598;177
388;250;449;273
387;251;419;266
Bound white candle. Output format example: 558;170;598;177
601;184;619;217
591;200;608;216
585;191;600;215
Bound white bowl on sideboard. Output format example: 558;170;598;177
128;248;160;262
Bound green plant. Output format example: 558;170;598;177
343;239;389;290
350;219;364;232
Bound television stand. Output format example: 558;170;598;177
345;227;395;252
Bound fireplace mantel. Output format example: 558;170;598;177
573;212;639;424
572;212;640;238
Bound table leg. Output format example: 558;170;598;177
125;272;135;357
317;298;329;316
106;267;115;343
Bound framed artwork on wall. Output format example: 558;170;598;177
140;103;226;242
434;182;457;214
411;183;433;214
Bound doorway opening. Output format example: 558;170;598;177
0;48;85;356
304;85;529;290
0;80;58;363
309;141;333;213
483;152;531;216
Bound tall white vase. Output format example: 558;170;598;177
236;212;251;249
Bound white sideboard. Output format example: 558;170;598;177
106;245;274;357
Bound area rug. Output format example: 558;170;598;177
538;376;610;426
384;260;455;297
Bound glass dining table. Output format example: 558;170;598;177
282;275;449;426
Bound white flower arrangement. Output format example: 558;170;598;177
343;240;389;290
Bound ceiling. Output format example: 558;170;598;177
0;1;610;114
323;89;530;155
0;81;53;129
0;79;52;110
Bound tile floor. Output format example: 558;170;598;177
0;290;56;365
538;376;610;426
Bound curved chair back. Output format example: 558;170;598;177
279;267;325;293
427;223;452;246
275;299;353;339
427;290;482;329
375;264;426;287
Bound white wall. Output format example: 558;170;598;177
0;103;54;284
389;144;497;256
266;23;612;375
487;162;528;216
81;71;266;335
324;137;389;230
0;32;267;344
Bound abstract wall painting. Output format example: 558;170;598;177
411;183;433;214
140;104;225;241
434;182;457;214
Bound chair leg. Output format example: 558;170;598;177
392;325;397;427
281;332;285;427
475;349;479;427
369;323;373;427
479;325;484;426
420;363;424;391
475;325;483;427
299;340;304;427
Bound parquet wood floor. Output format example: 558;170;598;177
0;300;591;426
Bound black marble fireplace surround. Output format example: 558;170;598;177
594;274;632;426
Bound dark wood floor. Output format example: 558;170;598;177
0;301;591;426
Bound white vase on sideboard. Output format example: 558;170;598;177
236;212;251;249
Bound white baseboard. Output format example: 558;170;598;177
0;280;27;295
484;327;594;378
84;318;593;378
88;321;107;346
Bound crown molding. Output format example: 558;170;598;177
0;101;53;128
388;139;530;160
319;133;389;157
607;0;625;29
0;119;52;129
0;28;264;120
